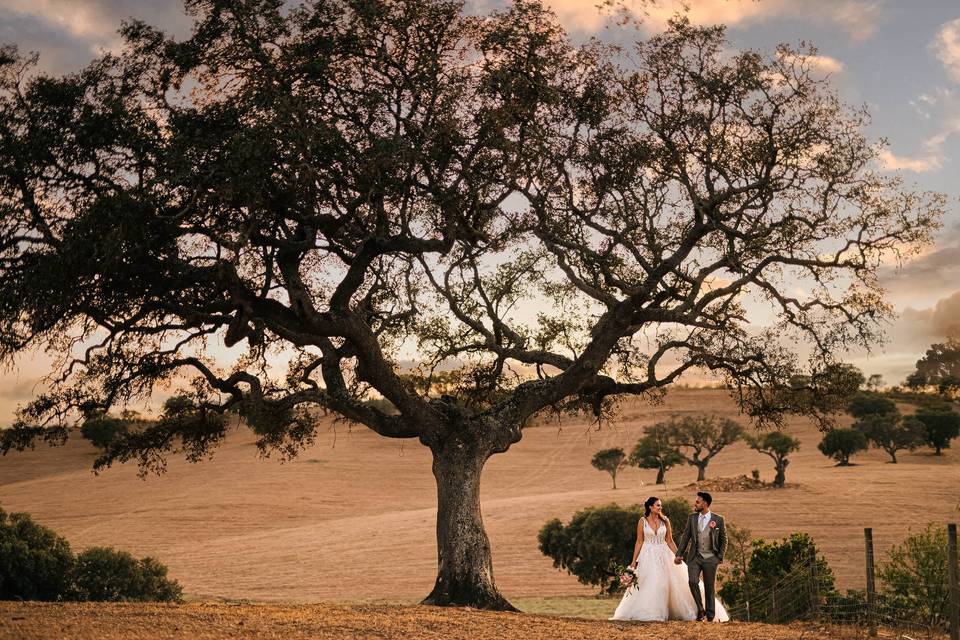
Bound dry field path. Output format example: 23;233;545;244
1;389;957;606
0;602;903;640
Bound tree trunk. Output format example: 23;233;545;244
611;471;618;489
696;463;707;481
773;463;785;488
656;465;666;485
422;435;516;611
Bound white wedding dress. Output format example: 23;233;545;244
611;518;730;622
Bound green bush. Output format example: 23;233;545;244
539;503;641;594
0;507;75;600
0;507;181;602
538;498;691;594
718;532;836;622
73;547;182;602
877;523;957;628
660;496;692;547
80;414;130;449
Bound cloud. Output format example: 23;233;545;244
934;18;960;84
879;223;960;302
644;0;881;37
1;0;191;73
877;148;943;173
572;0;886;41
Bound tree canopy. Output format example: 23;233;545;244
907;337;960;400
0;0;944;610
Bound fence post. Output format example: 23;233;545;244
865;527;877;638
772;584;778;624
949;523;959;640
809;545;820;619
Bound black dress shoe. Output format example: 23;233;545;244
696;611;706;621
706;616;715;622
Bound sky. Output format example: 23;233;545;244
0;0;958;420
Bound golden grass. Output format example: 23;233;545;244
0;601;930;640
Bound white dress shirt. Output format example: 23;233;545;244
698;510;712;531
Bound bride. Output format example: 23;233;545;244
611;496;729;622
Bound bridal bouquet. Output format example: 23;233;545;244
613;564;640;592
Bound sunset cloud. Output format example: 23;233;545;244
933;18;960;83
542;0;884;41
877;148;943;173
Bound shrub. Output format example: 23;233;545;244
538;497;692;594
0;507;75;600
659;496;692;547
538;503;642;594
718;532;836;623
0;507;181;602
817;428;868;466
72;547;182;602
79;413;130;449
877;523;957;628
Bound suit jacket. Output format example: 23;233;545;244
676;512;727;563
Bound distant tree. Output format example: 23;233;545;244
629;424;685;484
847;393;897;420
669;415;745;481
906;337;960;399
854;413;925;463
865;374;886;391
79;412;132;449
0;507;74;600
744;430;800;487
0;0;943;610
766;364;867;428
877;523;957;629
818;428;868;466
591;447;628;489
914;405;960;455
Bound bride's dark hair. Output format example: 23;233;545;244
644;496;660;517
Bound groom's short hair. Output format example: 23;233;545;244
697;491;713;506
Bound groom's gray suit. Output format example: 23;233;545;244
675;511;727;620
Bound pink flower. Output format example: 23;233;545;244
709;520;717;529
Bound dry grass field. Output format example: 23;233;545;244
0;601;924;640
1;389;957;613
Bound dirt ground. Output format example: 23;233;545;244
1;389;958;606
0;602;915;640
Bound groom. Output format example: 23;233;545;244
674;491;727;621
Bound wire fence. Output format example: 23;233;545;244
724;525;958;640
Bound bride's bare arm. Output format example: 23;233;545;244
630;520;644;568
663;517;679;555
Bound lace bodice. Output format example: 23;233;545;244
643;518;667;545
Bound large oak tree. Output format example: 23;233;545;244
0;0;943;609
